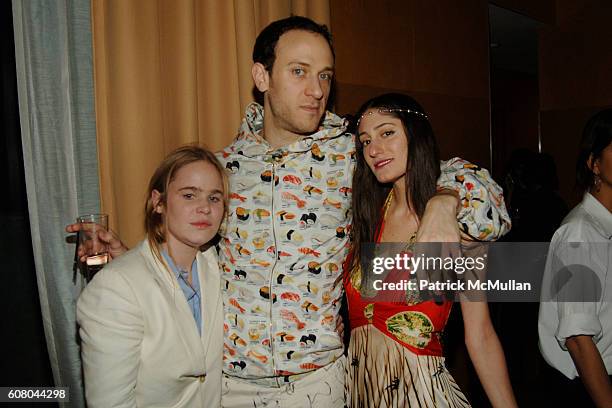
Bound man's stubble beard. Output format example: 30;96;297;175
265;92;322;138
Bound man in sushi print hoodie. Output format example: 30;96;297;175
215;16;511;407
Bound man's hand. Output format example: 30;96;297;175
414;190;463;278
66;223;128;262
415;190;461;243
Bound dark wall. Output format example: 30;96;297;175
0;0;27;216
491;0;556;24
490;68;539;179
539;0;612;207
331;0;492;168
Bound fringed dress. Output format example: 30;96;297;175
344;196;471;408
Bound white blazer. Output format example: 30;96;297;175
77;240;223;407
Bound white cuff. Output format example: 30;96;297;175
556;313;602;350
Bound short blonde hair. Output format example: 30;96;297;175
144;145;228;261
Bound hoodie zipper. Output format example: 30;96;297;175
268;161;278;377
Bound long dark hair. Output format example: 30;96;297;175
576;108;612;194
350;93;440;271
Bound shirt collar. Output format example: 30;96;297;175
582;193;612;239
161;251;198;292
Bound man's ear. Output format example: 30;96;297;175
252;62;270;93
151;190;163;214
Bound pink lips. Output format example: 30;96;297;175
374;159;392;169
191;221;212;228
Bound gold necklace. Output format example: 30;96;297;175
382;189;394;221
383;190;422;305
381;190;416;244
351;190;405;290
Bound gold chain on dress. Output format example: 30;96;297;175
382;190;421;305
381;190;416;244
352;190;416;291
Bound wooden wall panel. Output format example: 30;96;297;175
539;0;612;205
539;13;612;111
331;0;417;91
411;0;489;98
335;82;490;166
555;0;596;25
490;69;539;179
490;0;556;24
331;0;492;167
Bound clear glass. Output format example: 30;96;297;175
77;213;109;281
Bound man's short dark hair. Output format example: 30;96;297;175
252;16;334;72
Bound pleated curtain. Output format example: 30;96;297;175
92;0;331;247
12;0;99;406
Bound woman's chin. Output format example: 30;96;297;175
374;173;403;185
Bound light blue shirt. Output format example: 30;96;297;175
162;251;202;336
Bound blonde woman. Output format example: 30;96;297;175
77;146;228;407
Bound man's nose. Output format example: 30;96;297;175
305;76;323;99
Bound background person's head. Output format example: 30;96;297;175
251;16;335;139
576;108;612;196
144;145;228;261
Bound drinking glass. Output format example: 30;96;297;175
77;213;109;281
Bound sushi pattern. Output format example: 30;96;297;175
438;157;511;240
216;103;352;379
215;103;511;380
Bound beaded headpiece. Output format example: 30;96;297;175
356;107;429;127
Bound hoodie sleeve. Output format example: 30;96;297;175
437;157;511;241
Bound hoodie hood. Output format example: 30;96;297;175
223;102;349;161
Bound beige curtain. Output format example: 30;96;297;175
91;0;330;247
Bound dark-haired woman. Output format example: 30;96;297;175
539;109;612;408
345;93;517;407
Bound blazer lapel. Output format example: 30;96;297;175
140;241;206;368
198;247;222;357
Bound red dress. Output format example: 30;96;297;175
344;211;471;407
